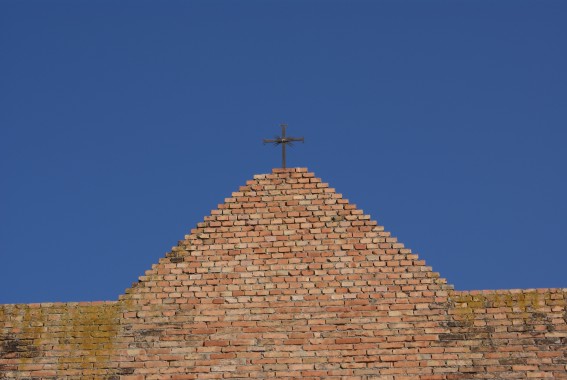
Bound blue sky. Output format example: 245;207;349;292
1;0;566;303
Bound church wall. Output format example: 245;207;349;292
1;169;566;379
443;288;567;379
0;301;124;379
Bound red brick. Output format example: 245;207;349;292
1;168;565;379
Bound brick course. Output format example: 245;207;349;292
1;168;566;379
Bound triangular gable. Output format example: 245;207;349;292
122;168;451;304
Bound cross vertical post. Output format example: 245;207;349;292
263;124;304;169
281;124;287;169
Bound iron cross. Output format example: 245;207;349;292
263;124;304;169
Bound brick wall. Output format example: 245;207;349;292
1;168;566;379
0;302;123;378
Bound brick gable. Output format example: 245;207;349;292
1;168;566;379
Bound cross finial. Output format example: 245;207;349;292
263;124;304;169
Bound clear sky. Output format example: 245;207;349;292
1;0;566;304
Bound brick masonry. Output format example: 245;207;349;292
1;168;566;379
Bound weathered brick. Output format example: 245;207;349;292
1;168;565;379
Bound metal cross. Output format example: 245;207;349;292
263;124;304;169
